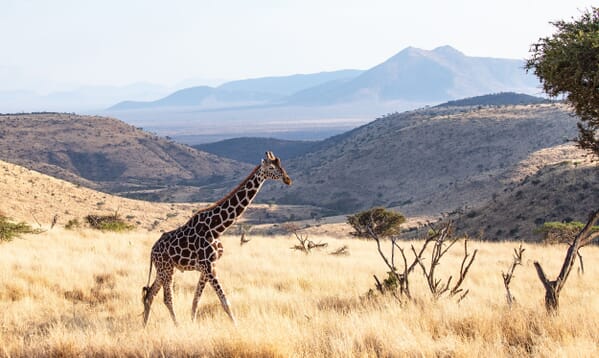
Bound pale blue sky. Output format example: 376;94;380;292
1;0;596;92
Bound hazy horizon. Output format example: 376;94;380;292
2;1;595;95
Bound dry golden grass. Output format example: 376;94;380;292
1;228;599;357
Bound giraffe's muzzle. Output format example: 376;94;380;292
283;175;293;185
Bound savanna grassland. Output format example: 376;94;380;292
1;228;599;357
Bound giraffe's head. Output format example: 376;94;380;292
260;151;292;185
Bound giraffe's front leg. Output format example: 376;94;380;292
206;269;237;325
191;273;208;322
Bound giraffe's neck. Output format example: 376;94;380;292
190;165;264;238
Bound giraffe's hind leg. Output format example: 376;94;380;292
161;265;179;326
142;276;163;327
206;268;236;324
191;273;208;322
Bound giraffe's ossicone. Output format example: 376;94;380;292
142;151;292;326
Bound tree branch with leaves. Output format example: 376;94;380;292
526;7;599;157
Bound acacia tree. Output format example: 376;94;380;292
347;207;405;238
526;7;599;157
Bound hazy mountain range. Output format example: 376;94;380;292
108;70;364;111
99;45;541;144
109;46;539;111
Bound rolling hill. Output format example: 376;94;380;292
0;112;253;202
259;103;582;216
0;158;197;231
454;147;597;241
3;99;596;245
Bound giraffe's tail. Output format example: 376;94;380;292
142;255;153;303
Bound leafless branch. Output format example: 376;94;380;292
449;238;477;298
237;223;253;246
51;214;58;229
502;244;525;307
286;223;327;254
414;221;477;301
31;212;42;228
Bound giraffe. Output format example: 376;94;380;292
142;151;292;326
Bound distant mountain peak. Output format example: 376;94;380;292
432;45;464;56
393;45;463;58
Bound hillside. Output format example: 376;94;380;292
194;137;317;164
0;159;329;231
0;159;196;231
261;103;581;215
0;113;253;202
454;146;597;241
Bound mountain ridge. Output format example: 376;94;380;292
107;45;539;111
108;70;364;111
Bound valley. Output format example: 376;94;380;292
1;92;596;244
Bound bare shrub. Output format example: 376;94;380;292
283;223;328;254
354;207;477;303
413;222;477;301
502;244;525;307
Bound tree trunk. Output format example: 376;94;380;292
534;261;560;313
534;209;599;314
544;283;559;312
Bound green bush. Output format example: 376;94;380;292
347;207;405;238
535;221;599;244
85;214;134;232
0;215;42;242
